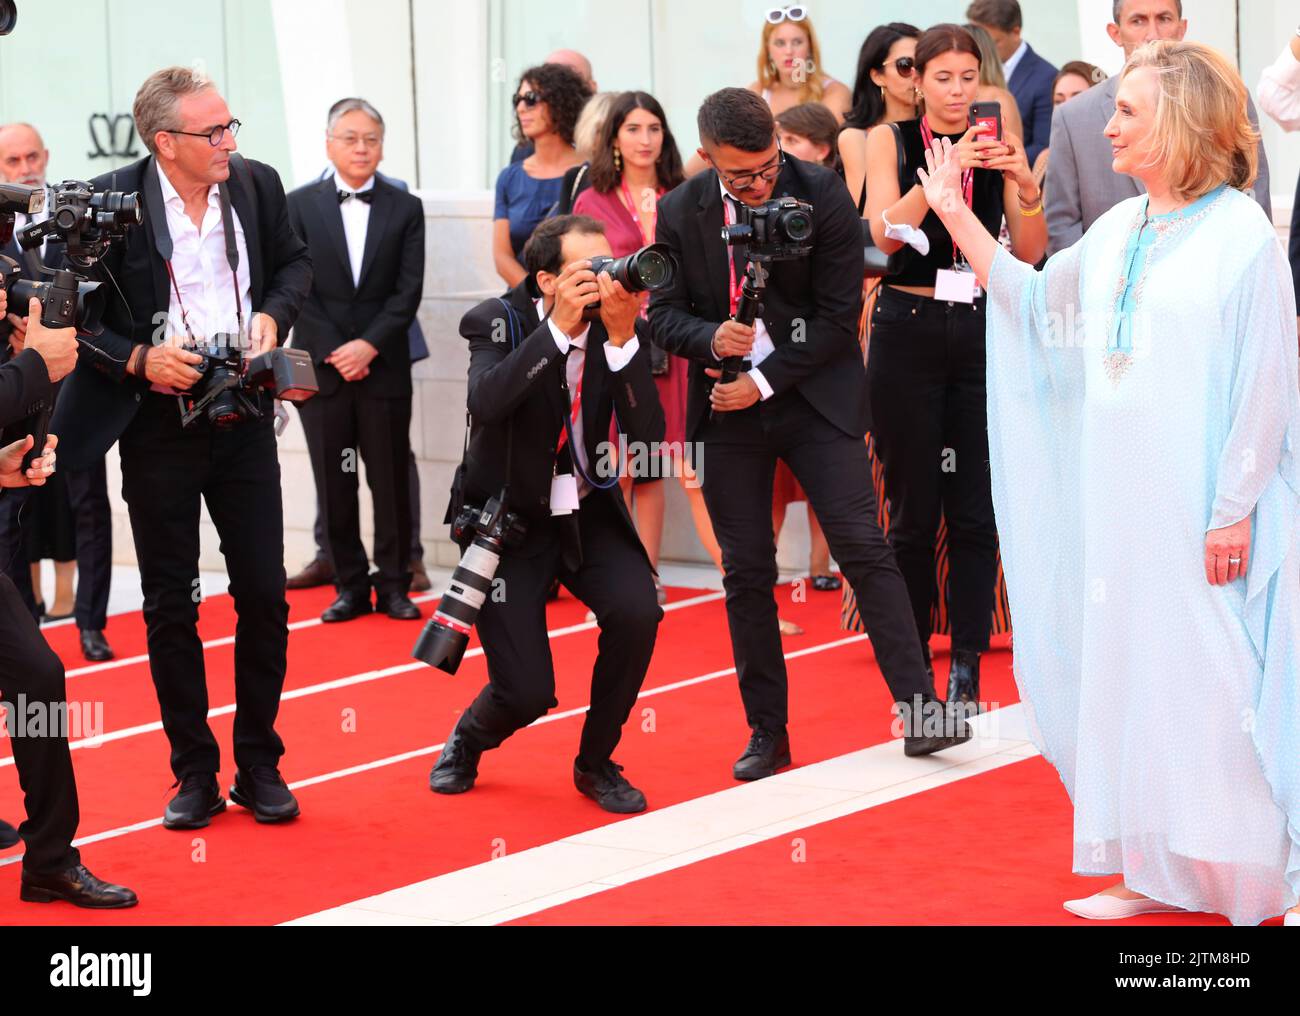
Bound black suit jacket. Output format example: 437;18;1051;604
449;280;664;563
1007;43;1058;167
286;176;425;398
649;157;868;443
50;155;313;470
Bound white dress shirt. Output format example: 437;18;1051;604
1001;39;1029;83
157;164;252;348
718;180;775;401
537;297;640;498
334;171;374;286
1257;42;1300;132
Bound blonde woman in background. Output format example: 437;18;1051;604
964;22;1024;145
553;91;617;216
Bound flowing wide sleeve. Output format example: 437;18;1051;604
983;241;1089;793
1213;235;1300;904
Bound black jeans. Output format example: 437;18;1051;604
866;285;998;654
119;392;289;779
698;389;935;733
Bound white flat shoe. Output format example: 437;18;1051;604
1285;912;1300;926
1063;891;1186;920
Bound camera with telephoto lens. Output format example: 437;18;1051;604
412;493;528;675
581;242;678;321
720;195;815;261
180;336;319;430
0;0;16;36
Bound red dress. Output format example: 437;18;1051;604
572;186;689;452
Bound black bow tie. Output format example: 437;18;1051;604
338;189;374;205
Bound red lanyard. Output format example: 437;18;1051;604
919;116;974;267
723;195;742;314
556;359;583;454
621;179;662;319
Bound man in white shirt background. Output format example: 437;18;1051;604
286;99;426;624
1256;24;1300;341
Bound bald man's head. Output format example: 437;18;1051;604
544;49;595;91
0;123;49;187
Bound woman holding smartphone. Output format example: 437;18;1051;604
863;23;1045;705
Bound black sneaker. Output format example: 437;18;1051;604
163;772;226;829
574;759;647;814
429;719;483;794
230;765;300;823
732;727;792;781
0;818;19;849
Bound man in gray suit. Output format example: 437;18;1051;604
1047;0;1272;255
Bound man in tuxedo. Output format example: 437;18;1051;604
287;99;425;623
1046;0;1271;254
428;215;664;813
0;284;136;907
51;66;312;829
966;0;1057;165
0;122;116;662
649;88;970;778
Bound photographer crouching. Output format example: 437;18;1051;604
0;287;136;907
425;215;665;813
51;67;312;829
649;88;972;777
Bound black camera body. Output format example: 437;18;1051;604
17;180;141;268
720;195;815;261
180;340;318;430
582;242;678;321
415;493;529;675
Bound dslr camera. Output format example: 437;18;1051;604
720;195;815;261
582;242;678;321
180;336;319;430
412;493;529;675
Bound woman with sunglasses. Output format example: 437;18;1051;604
749;6;851;122
862;24;1045;706
492;64;592;286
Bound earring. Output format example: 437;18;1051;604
613;147;622;172
880;85;886;103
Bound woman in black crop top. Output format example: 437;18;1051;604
858;24;1047;709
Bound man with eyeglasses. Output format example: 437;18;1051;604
51;66;313;829
287;98;425;625
649;88;970;780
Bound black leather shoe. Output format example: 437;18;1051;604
946;650;981;711
79;629;114;662
321;589;373;623
163;772;225;829
0;818;19;849
20;863;138;908
429;720;483;794
287;556;335;590
903;701;974;757
410;558;432;593
376;591;421;620
230;765;300;823
574;759;647;814
732;727;792;781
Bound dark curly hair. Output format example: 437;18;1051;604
588;91;686;195
511;63;593;147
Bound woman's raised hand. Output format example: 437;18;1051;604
916;131;966;218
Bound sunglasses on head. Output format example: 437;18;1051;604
512;90;542;108
766;5;807;25
885;56;915;76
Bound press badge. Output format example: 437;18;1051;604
550;473;580;516
934;266;981;303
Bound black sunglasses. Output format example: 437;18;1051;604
512;90;542;108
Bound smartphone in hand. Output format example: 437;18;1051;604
968;101;1003;142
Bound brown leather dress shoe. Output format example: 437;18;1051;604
286;556;334;590
410;557;432;593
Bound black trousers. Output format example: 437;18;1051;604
312;450;422;563
458;490;662;768
298;384;412;598
698;389;935;733
64;460;113;631
0;572;80;873
119;393;289;779
866;286;999;653
0;489;38;620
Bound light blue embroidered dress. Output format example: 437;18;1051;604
984;184;1300;925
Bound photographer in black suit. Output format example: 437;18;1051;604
51;67;312;830
0;287;136;907
287;98;425;623
429;215;664;813
649;89;969;778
